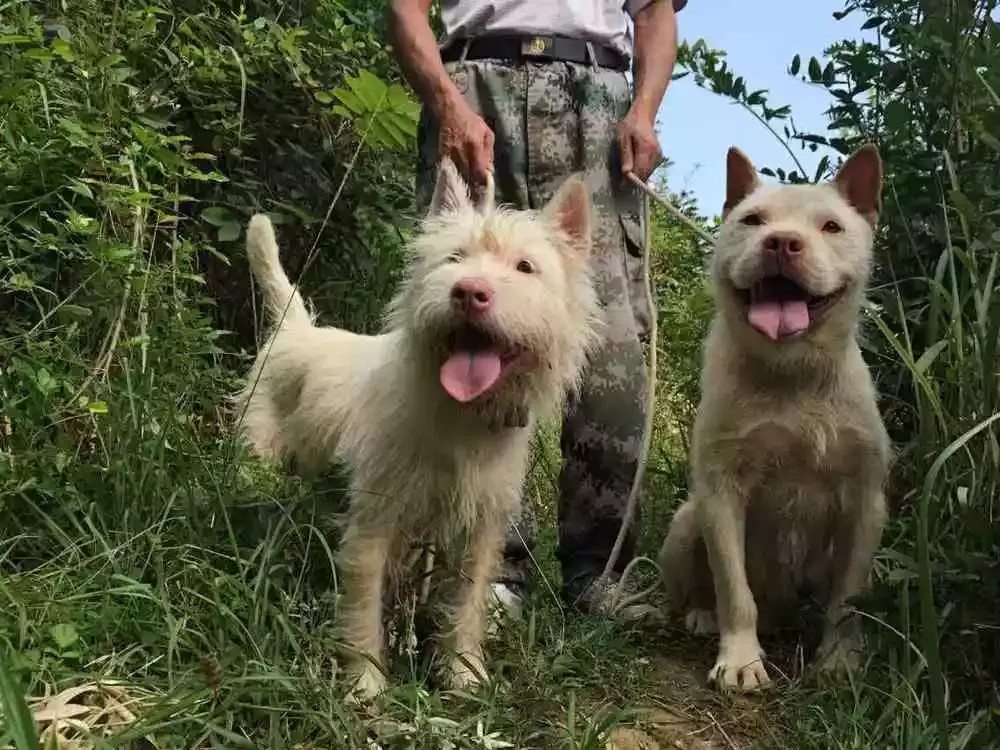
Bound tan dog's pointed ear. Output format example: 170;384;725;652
834;144;882;226
428;158;472;217
723;147;759;219
543;173;591;259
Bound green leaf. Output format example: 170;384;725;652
51;38;74;61
332;87;364;115
35;369;58;396
86;401;109;415
348;69;388;111
49;623;79;650
813;155;831;183
861;15;886;30
979;131;1000;152
66;211;98;235
67;179;94;200
808;57;822;83
883;100;908;132
58;304;92;320
789;54;801;76
202;206;234;226
217;221;241;243
949;189;978;221
0;655;39;750
914;340;949;375
822;61;835;85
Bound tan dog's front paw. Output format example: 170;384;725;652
446;653;487;690
346;664;387;703
685;609;718;635
708;635;771;692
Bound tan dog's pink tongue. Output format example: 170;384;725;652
440;350;502;402
748;301;810;340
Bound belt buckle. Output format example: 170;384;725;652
521;35;553;58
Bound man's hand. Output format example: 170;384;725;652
618;109;662;182
438;99;495;190
622;0;679;183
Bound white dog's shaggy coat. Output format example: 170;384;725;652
235;160;601;699
657;145;891;692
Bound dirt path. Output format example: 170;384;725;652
603;652;780;750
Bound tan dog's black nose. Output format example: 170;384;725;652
761;230;806;274
762;231;804;256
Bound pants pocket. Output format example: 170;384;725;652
619;207;654;344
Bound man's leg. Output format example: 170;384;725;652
522;61;652;614
415;59;537;619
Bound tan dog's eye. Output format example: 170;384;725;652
516;259;535;274
740;212;764;227
822;220;843;233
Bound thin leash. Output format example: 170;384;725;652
588;170;714;614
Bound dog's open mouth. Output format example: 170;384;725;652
439;326;527;403
733;276;845;341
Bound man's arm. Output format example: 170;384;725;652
630;0;678;125
618;0;680;180
387;0;495;186
387;0;463;117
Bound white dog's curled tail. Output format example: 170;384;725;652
246;213;311;330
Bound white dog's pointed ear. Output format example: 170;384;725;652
723;147;759;219
543;173;591;259
428;158;472;216
835;144;882;226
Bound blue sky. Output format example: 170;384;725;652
655;0;872;216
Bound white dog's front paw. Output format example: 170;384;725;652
685;609;718;635
708;633;771;692
446;652;487;690
346;664;387;703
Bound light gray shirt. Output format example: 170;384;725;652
439;0;685;60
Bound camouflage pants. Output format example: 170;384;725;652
415;58;652;594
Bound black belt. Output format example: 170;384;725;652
440;34;630;72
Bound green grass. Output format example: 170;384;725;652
0;384;993;749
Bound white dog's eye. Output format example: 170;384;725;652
740;212;764;227
446;251;464;263
516;259;535;274
822;220;843;233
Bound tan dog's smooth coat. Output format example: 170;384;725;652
657;146;890;692
234;160;601;699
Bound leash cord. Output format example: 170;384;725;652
592;171;712;606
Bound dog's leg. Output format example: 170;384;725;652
337;520;393;700
817;486;887;676
658;499;717;634
442;518;504;690
698;490;771;691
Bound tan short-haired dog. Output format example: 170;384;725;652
657;145;891;692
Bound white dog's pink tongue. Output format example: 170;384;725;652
748;301;810;340
440;350;502;402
